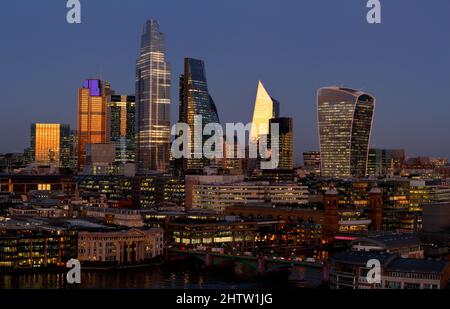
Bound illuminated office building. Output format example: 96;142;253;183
107;95;136;164
136;20;171;174
69;130;78;170
30;123;70;167
269;117;293;170
77;79;110;171
249;81;280;143
179;58;220;172
317;87;375;178
303;151;321;176
0;228;77;269
191;182;309;211
367;148;395;177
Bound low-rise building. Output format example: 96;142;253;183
82;207;144;227
77;228;163;264
0;220;77;269
191;182;308;211
349;234;424;258
167;220;256;251
329;250;450;289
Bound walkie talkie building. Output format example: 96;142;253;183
317;87;375;178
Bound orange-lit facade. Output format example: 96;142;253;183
77;79;110;171
31;123;70;167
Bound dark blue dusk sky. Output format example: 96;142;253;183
1;0;450;164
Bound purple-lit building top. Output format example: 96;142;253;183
83;79;102;97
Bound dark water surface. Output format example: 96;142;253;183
0;263;323;289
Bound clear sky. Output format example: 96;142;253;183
1;0;450;164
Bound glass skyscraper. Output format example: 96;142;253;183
317;87;375;178
250;81;280;143
179;58;220;172
77;79;110;171
136;20;171;174
107;95;136;164
269;117;293;170
30;123;70;167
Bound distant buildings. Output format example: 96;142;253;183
317;87;375;178
74;174;185;209
249;81;280;143
0;174;76;195
191;181;309;211
77;79;110;171
303;151;321;176
136;20;171;174
167;220;256;250
82;207;145;227
269;117;293;170
83;143;116;175
107;95;136;166
30;123;70;167
422;202;450;233
179;58;220;173
367;148;405;177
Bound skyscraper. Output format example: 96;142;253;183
77;79;110;171
249;81;280;143
107;95;136;164
136;20;171;174
317;87;375;178
179;58;220;172
269;117;293;170
30;123;70;167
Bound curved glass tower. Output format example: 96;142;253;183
179;58;220;172
317;87;375;178
136;20;171;174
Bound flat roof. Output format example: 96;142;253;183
387;258;449;274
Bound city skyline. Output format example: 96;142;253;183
2;0;450;163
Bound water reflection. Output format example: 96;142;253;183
0;263;322;289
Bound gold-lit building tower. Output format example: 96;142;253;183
77;79;110;171
30;123;70;167
249;81;280;143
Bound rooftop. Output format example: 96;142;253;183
350;234;422;250
387;258;449;274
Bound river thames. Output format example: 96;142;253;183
0;262;323;289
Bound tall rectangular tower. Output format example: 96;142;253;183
136;20;171;174
77;79;109;171
107;95;136;164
